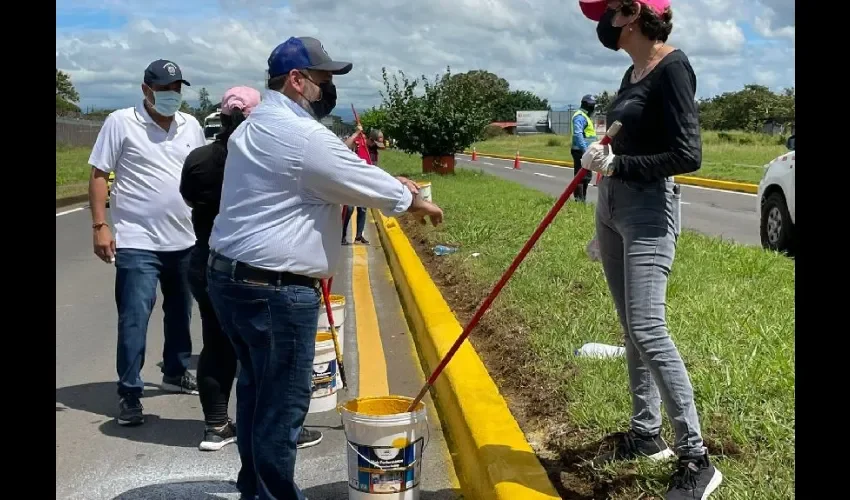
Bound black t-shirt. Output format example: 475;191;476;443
179;139;228;247
607;49;702;183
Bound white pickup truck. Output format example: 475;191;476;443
757;135;795;253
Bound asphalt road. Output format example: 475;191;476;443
456;154;760;246
56;205;459;499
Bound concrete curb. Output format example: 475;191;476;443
56;194;88;209
462;150;759;194
372;210;560;500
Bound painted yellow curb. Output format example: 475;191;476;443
462;150;759;194
372;210;560;500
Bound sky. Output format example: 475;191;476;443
56;0;795;117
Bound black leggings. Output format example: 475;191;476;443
187;244;237;427
571;149;592;202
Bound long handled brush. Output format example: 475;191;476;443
406;121;623;412
320;278;348;389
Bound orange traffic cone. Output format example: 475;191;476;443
513;150;521;169
471;147;478;161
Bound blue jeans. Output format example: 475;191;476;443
595;177;705;457
342;205;366;239
206;254;321;500
114;247;193;396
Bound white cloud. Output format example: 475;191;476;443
56;0;795;112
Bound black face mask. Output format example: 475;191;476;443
584;104;596;115
311;81;337;119
596;9;623;51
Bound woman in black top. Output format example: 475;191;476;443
180;86;260;451
578;1;722;498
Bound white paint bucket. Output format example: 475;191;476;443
308;332;340;414
339;396;429;500
318;294;346;354
416;182;432;203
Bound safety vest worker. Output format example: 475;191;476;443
570;94;598;202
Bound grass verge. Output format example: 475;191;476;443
472;130;789;185
380;150;794;499
56;144;92;200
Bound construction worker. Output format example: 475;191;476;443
570;94;598;202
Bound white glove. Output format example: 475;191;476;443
580;142;616;177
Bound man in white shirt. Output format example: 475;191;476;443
206;37;443;500
88;59;206;427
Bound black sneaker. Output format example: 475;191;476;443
117;395;144;426
341;238;351;246
296;428;323;449
162;372;199;395
666;453;723;499
594;429;675;465
355;236;370;245
199;420;237;451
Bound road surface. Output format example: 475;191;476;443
456;154;760;246
56;205;459;499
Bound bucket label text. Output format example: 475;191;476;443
311;359;338;397
347;437;423;494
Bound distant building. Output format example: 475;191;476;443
489;121;517;134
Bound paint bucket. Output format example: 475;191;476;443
308;332;340;414
416;182;432;203
339;396;429;500
318;294;346;354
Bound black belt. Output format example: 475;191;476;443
208;253;319;288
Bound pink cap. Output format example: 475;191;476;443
579;0;670;22
221;86;261;116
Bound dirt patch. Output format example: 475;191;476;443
395;216;628;499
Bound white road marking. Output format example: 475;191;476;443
682;201;692;205
481;161;495;165
56;207;84;217
533;172;555;178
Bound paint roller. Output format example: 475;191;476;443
406;121;623;411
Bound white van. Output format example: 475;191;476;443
757;135;795;253
203;109;222;144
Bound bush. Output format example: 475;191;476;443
380;67;492;157
545;137;562;147
482;124;507;140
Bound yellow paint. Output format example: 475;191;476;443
320;294;346;306
316;331;333;342
463;150;759;194
342;395;424;416
352;244;390;397
391;437;409;448
416;181;432;188
372;209;561;500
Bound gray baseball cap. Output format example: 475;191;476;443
267;37;353;78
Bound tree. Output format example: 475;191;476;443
198;87;213;113
180;101;192;113
56;69;80;103
359;107;388;133
593;90;617;114
697;84;794;131
381;67;491;171
492;90;550;122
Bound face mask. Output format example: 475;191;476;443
310;81;337;119
596;9;623;51
147;89;182;117
585;104;596;115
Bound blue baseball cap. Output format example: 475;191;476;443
144;59;190;86
581;94;596;105
267;37;353;79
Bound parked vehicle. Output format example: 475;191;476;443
203;109;222;144
757;135;795;253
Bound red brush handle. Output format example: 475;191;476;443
406;121;623;411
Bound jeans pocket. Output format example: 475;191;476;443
283;285;321;310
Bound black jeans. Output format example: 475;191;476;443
187;244;237;427
207;254;321;500
342;205;366;239
571;149;592;202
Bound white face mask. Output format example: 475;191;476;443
147;89;182;117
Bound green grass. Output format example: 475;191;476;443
381;150;795;499
472;130;789;185
56;144;92;200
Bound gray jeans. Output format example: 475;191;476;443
595;176;704;457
